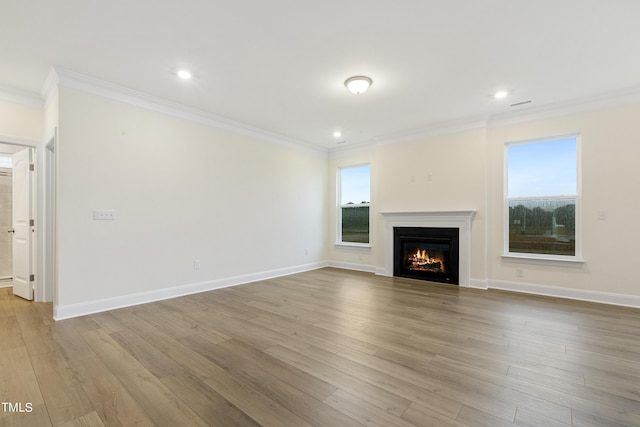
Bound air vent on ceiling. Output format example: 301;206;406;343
510;100;532;107
336;140;347;145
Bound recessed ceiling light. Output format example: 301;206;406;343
333;131;342;138
494;90;508;99
177;69;192;80
345;76;372;94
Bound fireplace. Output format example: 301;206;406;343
394;227;459;284
380;211;475;286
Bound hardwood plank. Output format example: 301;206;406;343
513;406;572;427
3;268;640;426
159;372;262;427
0;347;44;418
266;344;412;417
71;355;155;427
0;404;52;427
456;405;514;427
203;370;315;427
58;411;106;427
0;315;24;350
401;402;467;427
323;388;415;427
28;350;94;426
121;370;209;427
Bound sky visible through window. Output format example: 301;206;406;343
341;164;370;204
508;137;577;198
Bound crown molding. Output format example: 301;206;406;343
0;84;44;109
328;116;488;155
49;67;328;157
372;117;488;148
10;67;640;155
41;68;60;110
488;85;640;129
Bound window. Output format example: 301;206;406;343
338;164;370;245
506;136;579;258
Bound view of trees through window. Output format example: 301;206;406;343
507;136;578;257
508;199;575;255
339;164;370;244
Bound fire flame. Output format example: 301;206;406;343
412;248;437;264
407;248;445;272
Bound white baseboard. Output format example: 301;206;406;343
469;279;489;290
327;261;377;274
53;261;328;320
53;261;640;320
0;283;12;289
489;279;640;309
348;265;639;308
374;267;389;276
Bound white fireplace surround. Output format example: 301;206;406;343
378;210;476;287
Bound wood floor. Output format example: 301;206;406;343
1;268;640;427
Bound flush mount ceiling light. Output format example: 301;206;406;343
344;76;372;94
177;69;192;80
333;131;342;138
494;90;508;99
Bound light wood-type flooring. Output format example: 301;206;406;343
1;268;640;426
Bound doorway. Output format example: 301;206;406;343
0;137;56;302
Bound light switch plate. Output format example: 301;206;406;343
93;209;116;220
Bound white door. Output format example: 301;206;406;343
12;148;33;300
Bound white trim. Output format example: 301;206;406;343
501;254;585;265
53;261;328;320
489;279;640;309
0;84;44;109
327;261;377;273
373;117;488;148
0;135;40;148
337;164;371;246
488;84;640;129
469;279;489;290
334;242;372;249
378;210;476;287
48;67;327;157
41;68;60;110
504;134;581;260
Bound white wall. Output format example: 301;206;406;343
487;104;640;298
5;78;640;315
327;148;377;271
328;129;488;282
56;89;328;314
328;103;640;304
0;100;44;142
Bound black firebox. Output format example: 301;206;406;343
393;227;459;285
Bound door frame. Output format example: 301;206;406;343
0;133;55;303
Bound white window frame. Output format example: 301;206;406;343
336;164;371;247
503;134;584;263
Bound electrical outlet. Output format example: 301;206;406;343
516;268;524;277
305;248;309;255
193;260;200;270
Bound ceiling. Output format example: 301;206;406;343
2;0;640;150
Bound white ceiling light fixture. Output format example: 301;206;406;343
494;90;508;99
333;131;342;138
177;69;192;80
345;76;372;94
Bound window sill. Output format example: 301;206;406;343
335;242;372;249
502;253;585;266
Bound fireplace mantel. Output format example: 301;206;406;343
378;210;476;287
